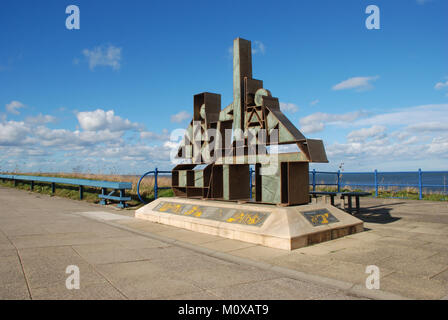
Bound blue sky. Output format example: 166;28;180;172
1;0;447;174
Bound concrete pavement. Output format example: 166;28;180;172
1;186;447;299
0;186;365;300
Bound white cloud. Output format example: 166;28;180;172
0;121;31;146
310;99;319;106
0;110;173;173
82;45;122;71
406;122;448;132
347;125;387;142
171;111;191;123
355;104;448;128
252;41;266;55
5;101;25;115
332;76;379;91
25;114;57;124
299;111;367;134
434;80;448;90
427;136;448;154
319;104;448;167
280;102;299;113
326;134;425;163
227;40;266;57
300;122;324;134
76;109;139;132
435;79;448;96
140;128;170;141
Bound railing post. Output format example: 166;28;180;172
100;188;107;205
249;167;253;199
374;169;378;197
337;170;341;192
154;168;158;200
312;169;316;191
418;168;423;200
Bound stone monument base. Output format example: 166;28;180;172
135;197;364;250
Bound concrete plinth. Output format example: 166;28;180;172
135;197;364;250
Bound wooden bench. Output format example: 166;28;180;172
309;191;371;214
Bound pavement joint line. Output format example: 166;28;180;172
81;214;411;300
429;265;448;280
0;228;33;300
70;245;130;300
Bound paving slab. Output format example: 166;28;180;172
226;245;288;262
155;228;223;245
136;245;206;261
209;277;347;300
432;268;448;283
198;238;257;252
111;275;205;300
0;254;28;286
158;290;223;300
18;246;107;289
376;256;447;279
0;281;31;300
172;263;283;290
2;186;447;299
380;272;448;300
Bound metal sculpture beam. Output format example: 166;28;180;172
172;38;328;206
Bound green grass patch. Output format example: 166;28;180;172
310;185;447;201
0;178;174;208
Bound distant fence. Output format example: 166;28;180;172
307;168;448;200
139;168;448;201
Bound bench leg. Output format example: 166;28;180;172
79;185;83;200
30;181;34;191
51;182;55;194
331;195;335;206
356;196;360;214
100;188;107;205
117;189;127;208
347;196;353;214
339;196;345;210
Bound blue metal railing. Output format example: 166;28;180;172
139;167;448;202
249;168;447;200
0;174;133;207
137;168;171;204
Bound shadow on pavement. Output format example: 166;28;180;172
355;205;401;224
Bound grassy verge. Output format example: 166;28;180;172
1;172;447;205
0;172;174;208
311;185;448;201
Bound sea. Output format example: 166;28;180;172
310;171;448;193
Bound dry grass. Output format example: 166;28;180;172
0;172;173;207
311;181;447;201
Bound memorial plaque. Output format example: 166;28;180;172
301;209;339;227
154;201;270;227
